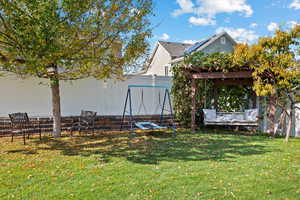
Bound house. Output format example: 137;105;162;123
145;31;237;76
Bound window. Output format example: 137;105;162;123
165;66;169;76
221;37;226;44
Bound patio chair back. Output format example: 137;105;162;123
8;112;41;144
80;110;97;124
9;112;30;127
70;110;97;136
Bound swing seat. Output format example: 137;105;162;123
135;122;167;130
203;109;259;126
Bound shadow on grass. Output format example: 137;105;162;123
6;149;38;155
7;130;275;164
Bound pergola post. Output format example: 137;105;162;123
252;91;257;109
213;85;219;110
191;78;196;133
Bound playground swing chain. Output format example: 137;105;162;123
120;85;176;136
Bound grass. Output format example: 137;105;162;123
0;130;300;200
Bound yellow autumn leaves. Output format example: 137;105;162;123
233;25;300;96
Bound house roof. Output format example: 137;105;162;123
185;31;237;55
135;41;192;74
138;31;237;75
171;31;237;64
158;41;193;58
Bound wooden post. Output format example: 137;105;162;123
252;92;257;108
213;85;219;110
191;78;196;133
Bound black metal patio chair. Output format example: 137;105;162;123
70;110;97;136
9;112;41;145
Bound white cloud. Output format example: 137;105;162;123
173;0;253;26
287;20;299;28
289;0;300;9
159;33;170;41
195;0;253;17
216;27;259;43
250;23;258;28
173;0;195;16
183;40;199;44
267;22;279;31
189;16;216;26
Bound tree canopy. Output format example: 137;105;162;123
232;26;300;96
0;0;153;136
232;25;300;140
0;0;153;79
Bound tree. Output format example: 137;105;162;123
233;25;300;141
0;0;153;136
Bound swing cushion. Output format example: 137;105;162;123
244;109;258;121
203;109;259;126
203;109;216;120
135;122;166;130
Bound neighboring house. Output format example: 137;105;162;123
145;31;237;76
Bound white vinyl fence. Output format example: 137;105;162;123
0;73;171;117
0;73;299;137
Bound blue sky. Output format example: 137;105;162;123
148;0;300;47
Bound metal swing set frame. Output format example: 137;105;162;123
120;84;176;135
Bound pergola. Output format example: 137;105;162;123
184;66;257;132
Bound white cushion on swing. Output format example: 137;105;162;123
203;109;216;120
244;109;258;121
216;113;244;121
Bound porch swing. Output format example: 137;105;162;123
120;85;176;135
201;81;259;127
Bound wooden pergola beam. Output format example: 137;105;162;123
213;79;253;86
191;71;252;79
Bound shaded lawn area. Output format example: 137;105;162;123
0;130;300;200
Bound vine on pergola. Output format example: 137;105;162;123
172;52;251;126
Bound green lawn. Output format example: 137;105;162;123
0;130;300;200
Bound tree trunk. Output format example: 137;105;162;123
285;103;294;142
274;111;286;135
267;94;276;135
50;78;61;137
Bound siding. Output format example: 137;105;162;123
202;37;235;54
146;44;171;76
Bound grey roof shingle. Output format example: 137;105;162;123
184;32;228;54
158;41;193;58
158;32;229;58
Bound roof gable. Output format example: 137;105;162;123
185;32;237;54
158;41;192;58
